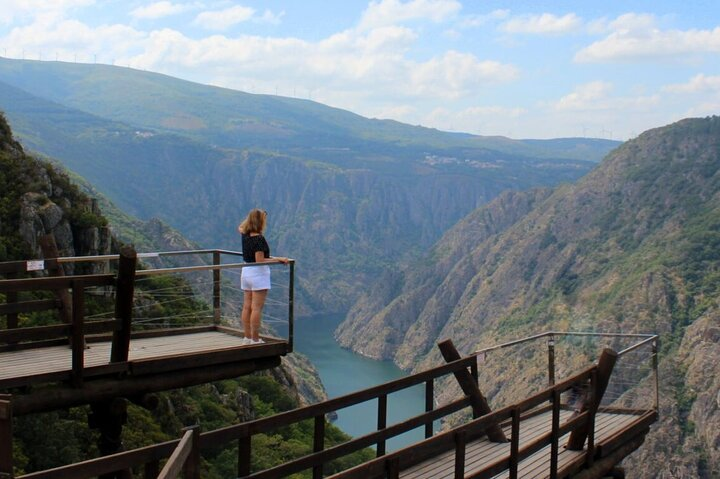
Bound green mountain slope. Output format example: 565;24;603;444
336;116;720;477
0;58;618;162
0;60;608;313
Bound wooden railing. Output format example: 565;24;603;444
15;426;201;479
203;354;480;479
1;338;655;479
0;248;296;353
0;248;136;388
327;350;618;479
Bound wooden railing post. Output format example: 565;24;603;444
0;395;12;479
213;251;221;325
71;280;85;387
144;461;159;479
438;339;507;442
4;272;18;350
111;246;137;363
182;425;201;479
5;272;18;330
454;430;466;479
424;379;434;439
377;394;388;457
566;348;618;450
547;334;556;386
386;457;400;479
550;389;561;478
509;408;520;479
238;434;251;477
313;415;325;479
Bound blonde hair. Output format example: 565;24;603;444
239;208;267;235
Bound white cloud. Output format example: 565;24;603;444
421;105;527;135
663;74;720;93
500;13;582;35
459;9;509;28
3;17;145;62
0;0;94;25
358;0;461;30
129;2;198;20
410;51;518;98
555;81;612;110
257;9;284;25
555;81;658;111
576;13;720;62
193;5;256;31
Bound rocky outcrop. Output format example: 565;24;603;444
336;187;554;366
624;308;720;477
0;114;113;265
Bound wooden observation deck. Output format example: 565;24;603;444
0;246;295;416
0;244;657;479
0;245;296;478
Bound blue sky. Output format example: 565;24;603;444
1;0;719;140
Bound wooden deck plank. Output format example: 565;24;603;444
401;411;574;479
0;329;286;389
494;412;641;479
398;410;651;479
422;411;562;478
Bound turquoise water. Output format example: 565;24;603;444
294;314;431;451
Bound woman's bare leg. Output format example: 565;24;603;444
250;289;268;341
242;290;253;339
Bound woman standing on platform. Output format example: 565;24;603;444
238;208;289;344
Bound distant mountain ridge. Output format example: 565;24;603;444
0;58;616;313
336;116;720;477
0;58;617;162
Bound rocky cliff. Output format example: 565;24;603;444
0;116;113;264
336;116;720;477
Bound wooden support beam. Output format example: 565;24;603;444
39;235;72;326
111;246;137;363
568;436;643;479
0;395;12;479
437;339;507;443
566;348;618;451
90;398;131;479
12;357;281;416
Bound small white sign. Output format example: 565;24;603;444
26;260;45;271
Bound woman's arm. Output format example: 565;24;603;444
254;250;289;264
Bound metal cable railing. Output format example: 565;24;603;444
474;331;659;412
1;249;296;350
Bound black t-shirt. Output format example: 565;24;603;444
242;234;270;263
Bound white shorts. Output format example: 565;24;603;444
241;265;271;291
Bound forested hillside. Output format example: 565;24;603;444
0;58;617;314
337;116;720;477
0;113;370;477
